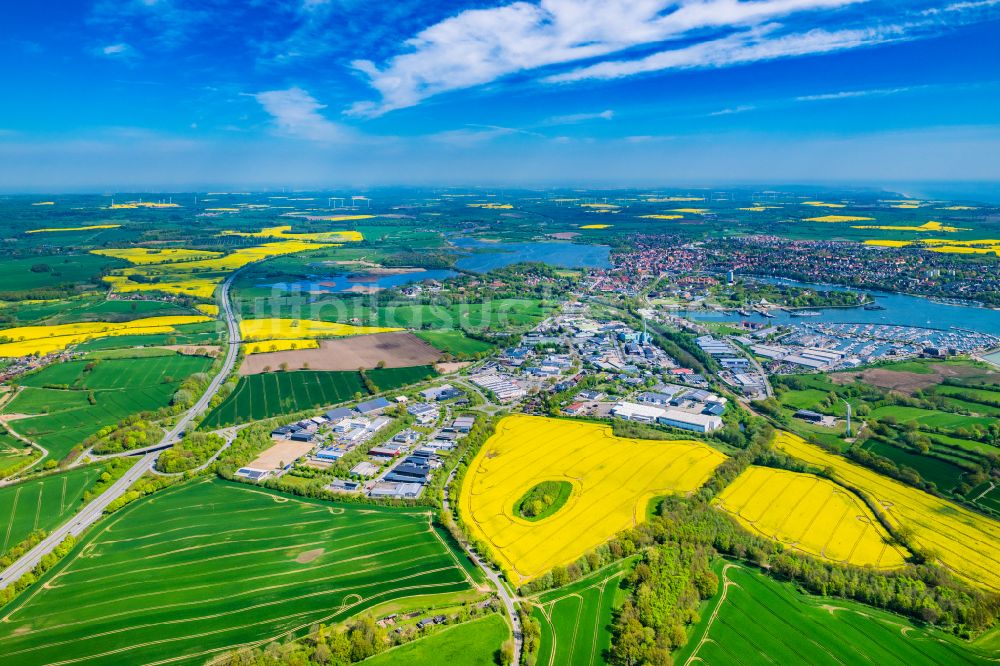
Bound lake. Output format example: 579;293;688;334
452;238;612;273
261;269;459;294
682;275;1000;337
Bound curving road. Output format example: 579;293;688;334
442;458;522;664
0;275;242;590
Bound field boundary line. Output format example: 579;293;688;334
427;515;477;588
684;562;738;666
2;487;22;553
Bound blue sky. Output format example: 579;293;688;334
1;0;999;190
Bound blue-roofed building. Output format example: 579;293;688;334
702;402;726;417
356;397;392;415
324;407;354;422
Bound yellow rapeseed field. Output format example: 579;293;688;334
851;221;967;233
103;275;221;300
31;202;55;206
0;315;210;357
101;241;340;299
775;431;1000;591
864;240;911;248
890;204;921;209
91;248;223;264
863;238;1000;255
926;245;1000;255
194;304;219;316
26;224;121;234
309;214;375;222
245;339;321;354
939;206;977;211
459;415;726;585
804;215;875;223
109;202;179;209
219;226;363;243
579;224;611;229
639;214;684;220
239;318;400;342
715;466;907;568
802;201;846;208
671;208;709;214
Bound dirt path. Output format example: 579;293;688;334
684;563;739;666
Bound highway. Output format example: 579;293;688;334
0;275;242;590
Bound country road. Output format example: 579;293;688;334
0;275;242;589
442;454;522;665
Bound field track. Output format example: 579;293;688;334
531;558;632;666
776;432;1000;592
0;466;103;557
678;564;992;666
715;466;907;569
0;478;473;665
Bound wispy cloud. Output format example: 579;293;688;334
253;87;351;142
98;43;139;60
347;0;866;116
795;86;916;101
709;105;756;116
546;23;909;82
539;110;615;126
89;0;213;49
923;0;1000;15
429;123;545;147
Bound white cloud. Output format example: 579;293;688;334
922;0;1000;15
253;87;350;142
540;110;615;126
347;0;866;116
709;104;756;116
546;23;908;82
99;43;138;59
795;86;915;101
429;124;544;147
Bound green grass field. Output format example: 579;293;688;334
531;559;632;666
366;366;435;392
392;299;550;331
238;297;551;333
0;255;120;295
414;330;494;356
674;564;992;666
361;614;509;666
0;478;475;665
0;465;103;557
870;405;995;429
3;354;213;460
202;366;434;428
17;354;211;391
72;330;219;352
0;431;37;477
862;439;968;491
